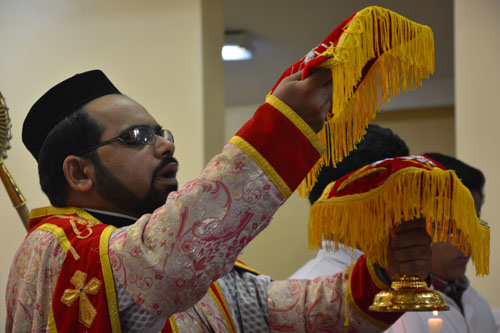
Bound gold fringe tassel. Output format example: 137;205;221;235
308;168;490;276
299;6;435;196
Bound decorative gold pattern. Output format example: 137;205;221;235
61;270;102;328
0;92;30;230
36;223;81;261
0;161;26;207
337;166;387;192
30;207;103;225
0;91;12;159
369;275;449;312
99;225;122;332
70;217;96;239
266;94;326;155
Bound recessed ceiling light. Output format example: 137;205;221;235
222;44;253;61
222;31;253;61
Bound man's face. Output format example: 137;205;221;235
430;190;483;281
84;94;178;217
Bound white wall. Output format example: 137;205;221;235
455;0;500;308
0;0;224;326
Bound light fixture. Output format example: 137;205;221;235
222;31;253;61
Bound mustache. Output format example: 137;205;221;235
152;156;179;178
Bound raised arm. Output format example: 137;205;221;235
109;69;332;318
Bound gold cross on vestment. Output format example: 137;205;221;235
61;270;102;328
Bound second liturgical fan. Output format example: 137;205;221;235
308;155;490;312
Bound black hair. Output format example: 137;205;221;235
424;152;485;201
308;124;409;204
38;108;104;206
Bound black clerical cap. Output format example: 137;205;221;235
22;70;121;161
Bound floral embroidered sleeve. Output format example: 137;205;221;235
268;256;401;332
6;230;66;331
108;97;325;319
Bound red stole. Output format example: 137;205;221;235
29;207;120;332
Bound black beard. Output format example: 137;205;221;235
92;155;178;217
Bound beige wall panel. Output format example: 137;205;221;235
373;107;455;156
455;0;500;308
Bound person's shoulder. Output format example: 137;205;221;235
462;285;499;330
13;228;65;271
26;227;61;244
463;284;492;305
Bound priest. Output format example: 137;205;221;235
7;5;437;332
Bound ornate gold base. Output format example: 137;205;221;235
369;275;450;312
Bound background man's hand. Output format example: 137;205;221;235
272;68;332;133
386;218;432;281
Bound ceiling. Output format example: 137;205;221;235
223;0;454;110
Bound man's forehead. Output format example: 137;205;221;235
85;94;158;128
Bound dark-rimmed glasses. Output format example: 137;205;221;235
75;126;174;156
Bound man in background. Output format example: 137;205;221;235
291;144;498;332
385;153;498;333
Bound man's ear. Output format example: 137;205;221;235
62;155;94;192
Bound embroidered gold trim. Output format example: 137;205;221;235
61;270;101;328
337;166;387;192
48;308;58;333
229;136;292;198
266;94;326;155
30;206;103;225
346;269;389;329
37;224;80;261
315;167;429;203
209;282;236;333
234;260;264;275
99;225;121;332
168;315;179;332
70;217;94;239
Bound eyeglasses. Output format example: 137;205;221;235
75;126;174;156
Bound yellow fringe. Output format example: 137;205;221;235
298;6;435;196
308;168;490;276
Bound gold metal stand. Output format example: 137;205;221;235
1;91;30;230
0;160;30;230
369;275;449;312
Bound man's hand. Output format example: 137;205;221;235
386;218;432;281
272;68;332;133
